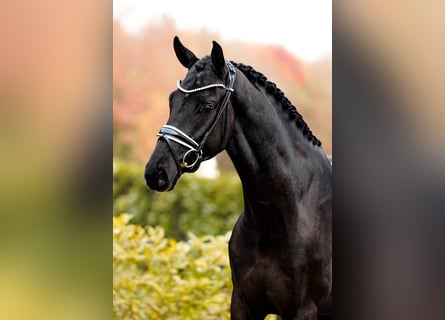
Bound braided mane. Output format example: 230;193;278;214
231;61;321;147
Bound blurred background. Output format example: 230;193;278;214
334;1;445;319
0;0;111;319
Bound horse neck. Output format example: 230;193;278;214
226;73;326;230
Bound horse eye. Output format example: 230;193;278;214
199;104;215;113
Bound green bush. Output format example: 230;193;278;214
113;158;243;239
113;214;232;319
113;214;278;320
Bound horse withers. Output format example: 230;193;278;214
145;36;332;320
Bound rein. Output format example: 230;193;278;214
156;61;237;174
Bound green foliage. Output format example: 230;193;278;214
113;158;243;239
113;214;279;320
113;214;232;319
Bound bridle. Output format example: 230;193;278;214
156;61;236;175
157;61;236;174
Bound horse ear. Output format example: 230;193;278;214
211;41;226;75
173;36;198;69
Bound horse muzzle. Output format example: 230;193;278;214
144;166;171;191
144;142;182;192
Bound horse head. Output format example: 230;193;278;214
145;36;236;191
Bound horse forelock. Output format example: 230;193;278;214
194;60;205;71
182;57;220;87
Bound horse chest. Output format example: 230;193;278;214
229;231;299;305
230;246;298;316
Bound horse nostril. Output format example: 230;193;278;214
145;167;169;191
155;169;168;190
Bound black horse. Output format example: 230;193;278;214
145;37;332;320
